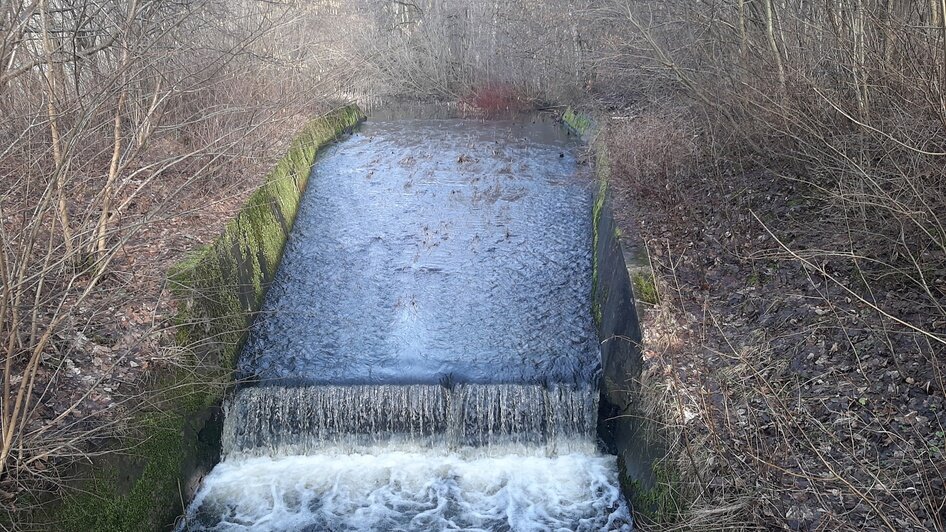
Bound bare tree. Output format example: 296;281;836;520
0;0;356;511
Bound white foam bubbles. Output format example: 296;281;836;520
182;446;630;531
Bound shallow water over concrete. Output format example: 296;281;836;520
183;114;629;531
239;117;598;385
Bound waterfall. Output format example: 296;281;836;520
188;383;630;531
221;383;598;457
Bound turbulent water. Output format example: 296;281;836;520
185;447;628;531
182;115;630;531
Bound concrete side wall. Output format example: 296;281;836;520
170;105;366;369
565;107;663;516
43;105;365;532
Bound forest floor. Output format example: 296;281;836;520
603;108;946;530
3;113;312;505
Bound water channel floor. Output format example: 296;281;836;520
239;118;599;385
182;115;630;531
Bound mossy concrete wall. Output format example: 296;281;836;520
564;107;664;519
169;104;365;369
563;107;594;139
40;105;365;532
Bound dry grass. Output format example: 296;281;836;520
0;0;348;518
606;103;946;530
590;4;946;525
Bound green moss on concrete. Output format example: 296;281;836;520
628;461;684;526
46;104;365;532
48;362;226;531
632;271;659;305
562;107;593;137
169;104;365;369
591;146;610;327
54;410;196;531
564;105;609;326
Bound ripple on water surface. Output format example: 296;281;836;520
239;118;597;385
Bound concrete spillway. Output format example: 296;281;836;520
181;115;630;531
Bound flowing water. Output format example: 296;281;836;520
221;384;599;457
182;114;630;531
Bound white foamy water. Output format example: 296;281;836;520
182;446;630;531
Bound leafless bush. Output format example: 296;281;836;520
595;0;946;325
329;0;594;104
0;0;356;511
606;105;700;214
590;1;945;528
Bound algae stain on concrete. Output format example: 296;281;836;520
570;106;676;526
563;106;593;138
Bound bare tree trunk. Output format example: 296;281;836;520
738;0;748;57
852;0;870;118
40;0;74;259
828;0;844;41
764;0;786;89
136;76;162;149
95;47;129;260
571;10;581;85
489;0;497;82
941;0;946;87
883;0;895;69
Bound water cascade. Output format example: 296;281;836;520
222;383;598;457
182;115;630;531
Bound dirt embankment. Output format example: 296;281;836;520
603;107;945;530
